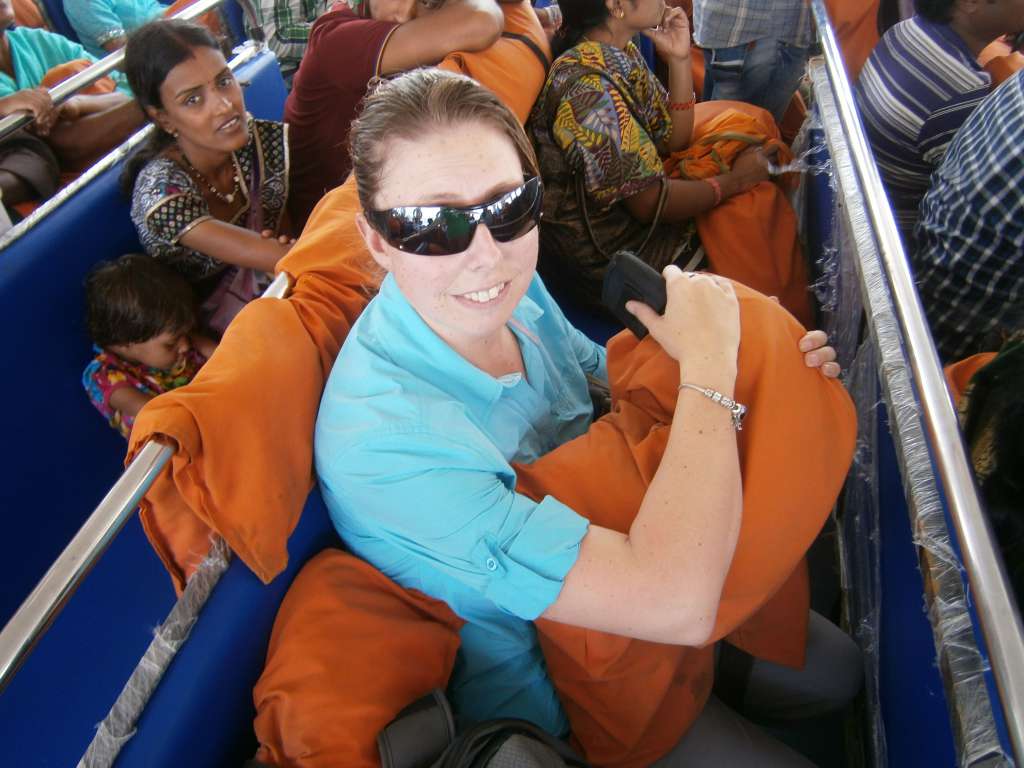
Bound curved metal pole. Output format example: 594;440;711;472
810;0;1024;760
0;0;229;143
0;271;293;694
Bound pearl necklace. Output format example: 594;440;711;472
180;153;241;205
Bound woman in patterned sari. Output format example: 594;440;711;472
122;20;292;335
528;0;811;323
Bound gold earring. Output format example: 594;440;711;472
614;6;624;18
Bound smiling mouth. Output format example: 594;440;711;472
217;115;242;132
458;281;509;305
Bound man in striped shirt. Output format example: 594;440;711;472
914;71;1024;363
855;0;1024;244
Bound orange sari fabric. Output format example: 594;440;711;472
672;101;812;327
518;285;855;766
253;550;465;768
126;180;375;592
823;0;881;82
945;352;998;406
438;0;550;125
40;59;117;93
979;39;1024;88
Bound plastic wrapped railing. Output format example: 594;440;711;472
809;1;1024;764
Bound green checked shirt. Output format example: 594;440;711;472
247;0;331;79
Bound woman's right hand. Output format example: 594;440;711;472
724;144;776;196
0;89;59;135
626;266;740;376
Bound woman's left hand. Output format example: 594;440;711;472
641;6;691;63
799;329;841;378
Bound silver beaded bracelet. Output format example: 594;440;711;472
678;382;748;430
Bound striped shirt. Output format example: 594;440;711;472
855;16;990;242
692;0;813;50
914;72;1024;363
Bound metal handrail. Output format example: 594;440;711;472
0;270;293;693
810;0;1024;760
0;0;229;144
0;40;264;252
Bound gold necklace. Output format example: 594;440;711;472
180;152;241;205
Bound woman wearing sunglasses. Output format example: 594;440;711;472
314;69;860;766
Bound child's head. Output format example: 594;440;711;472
85;254;198;371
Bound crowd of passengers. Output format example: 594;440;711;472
4;0;1022;763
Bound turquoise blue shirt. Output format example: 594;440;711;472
0;27;131;98
63;0;165;58
315;273;607;736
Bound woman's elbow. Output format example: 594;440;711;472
463;8;504;50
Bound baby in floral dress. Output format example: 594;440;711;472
83;254;217;438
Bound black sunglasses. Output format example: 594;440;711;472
364;176;543;256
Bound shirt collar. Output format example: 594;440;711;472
372;273;545;413
918;16;987;71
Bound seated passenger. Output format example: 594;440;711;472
528;0;811;323
855;0;1024;243
247;0;331;83
63;0;165;56
123;20;293;335
314;68;861;765
914;70;1024;363
0;0;145;172
693;0;813;122
83;253;216;438
283;0;505;230
0;88;59;207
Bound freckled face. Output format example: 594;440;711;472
153;47;248;155
356;121;539;353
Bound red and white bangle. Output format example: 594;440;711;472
705;176;723;206
668;94;696;111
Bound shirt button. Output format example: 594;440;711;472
485;557;498;571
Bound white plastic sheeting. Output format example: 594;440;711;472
78;538;232;768
809;57;1013;768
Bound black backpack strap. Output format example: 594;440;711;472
501;31;551;71
433;719;589;768
378;689;457;768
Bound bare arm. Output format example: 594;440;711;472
180;219;291;272
101;36;126;53
378;0;504;75
644;7;694;153
108;387;154;424
47;95;144;167
542;269;743;646
623;146;775;224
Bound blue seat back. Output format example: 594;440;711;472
0;50;290;767
0;47;286;626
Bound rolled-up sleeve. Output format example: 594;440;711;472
322;428;590;620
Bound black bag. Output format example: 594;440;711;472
378;690;589;768
430;719;589;768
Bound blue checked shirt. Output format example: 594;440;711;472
914;72;1024;363
693;0;813;49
